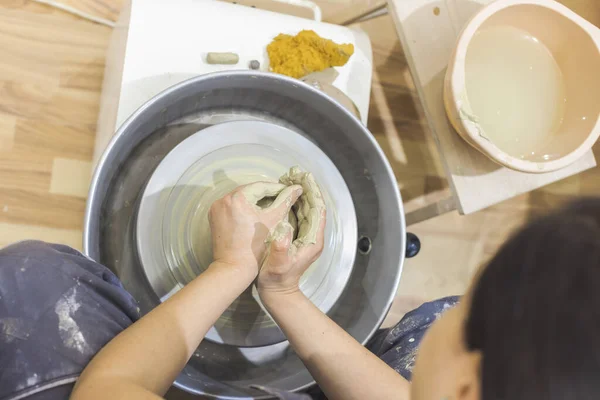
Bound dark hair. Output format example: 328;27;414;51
465;198;600;400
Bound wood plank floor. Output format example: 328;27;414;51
0;0;119;249
1;0;598;325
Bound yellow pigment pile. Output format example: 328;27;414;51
267;30;354;78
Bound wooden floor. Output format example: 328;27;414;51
1;0;599;324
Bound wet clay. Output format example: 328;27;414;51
242;182;287;205
254;188;299;235
279;166;326;246
248;166;326;248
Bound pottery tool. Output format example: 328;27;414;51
206;52;240;65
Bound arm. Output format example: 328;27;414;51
71;263;253;400
71;182;302;400
261;291;410;400
258;213;410;400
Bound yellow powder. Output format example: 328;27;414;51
267;30;354;79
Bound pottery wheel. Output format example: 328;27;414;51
136;121;357;347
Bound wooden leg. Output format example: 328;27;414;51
405;196;456;226
340;4;388;25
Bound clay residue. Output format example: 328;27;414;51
55;287;92;355
268;220;294;243
0;318;30;343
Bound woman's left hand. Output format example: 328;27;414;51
209;182;303;279
73;181;302;400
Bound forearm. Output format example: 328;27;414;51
72;262;253;399
262;291;410;400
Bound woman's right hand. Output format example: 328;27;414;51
257;209;326;298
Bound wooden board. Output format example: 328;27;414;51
386;0;597;214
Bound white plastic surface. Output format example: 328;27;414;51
95;0;373;167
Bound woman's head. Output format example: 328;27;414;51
411;199;600;400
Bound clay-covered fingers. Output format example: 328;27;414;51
236;182;287;205
303;173;325;208
296;209;326;262
263;222;295;271
315;208;326;248
233;182;303;222
258;221;298;292
262;185;303;221
294;202;326;246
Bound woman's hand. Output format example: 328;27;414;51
73;182;304;400
253;209;409;400
209;182;302;279
257;209;326;297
